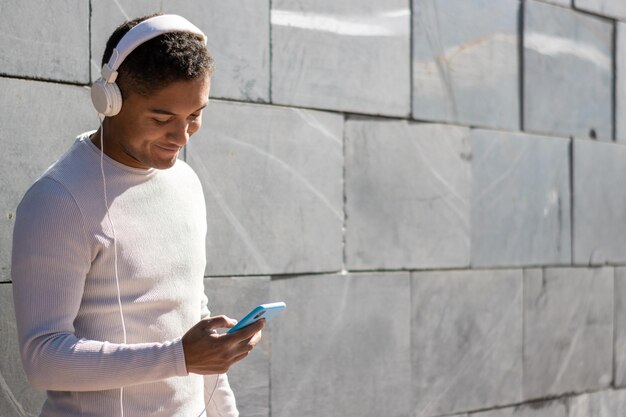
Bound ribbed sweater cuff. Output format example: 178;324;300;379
171;337;189;376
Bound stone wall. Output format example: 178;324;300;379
1;0;626;416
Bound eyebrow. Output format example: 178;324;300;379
148;103;208;116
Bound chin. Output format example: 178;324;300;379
153;158;179;170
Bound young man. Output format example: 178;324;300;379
11;14;263;417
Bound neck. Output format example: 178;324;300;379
90;118;112;152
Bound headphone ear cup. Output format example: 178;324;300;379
91;79;123;117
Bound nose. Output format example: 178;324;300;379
167;120;190;146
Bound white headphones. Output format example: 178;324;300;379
91;14;207;117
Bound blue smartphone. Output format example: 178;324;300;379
227;302;286;334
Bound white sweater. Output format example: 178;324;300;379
11;133;238;417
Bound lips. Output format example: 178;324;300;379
155;144;181;153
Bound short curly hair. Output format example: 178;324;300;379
101;14;214;98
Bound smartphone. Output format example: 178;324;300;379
227;302;286;334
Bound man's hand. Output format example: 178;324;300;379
182;315;264;374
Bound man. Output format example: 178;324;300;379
11;14;263;417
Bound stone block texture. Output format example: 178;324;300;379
615;268;626;387
412;0;519;130
470;130;571;267
186;100;344;276
270;273;411;417
567;389;626;417
0;284;46;417
574;0;626;20
91;0;270;101
168;0;270;101
411;269;523;416
524;0;612;139
618;23;626;143
345;120;471;270
271;0;411;116
573;140;626;265
523;268;613;400
203;277;271;417
0;78;95;282
470;401;567;417
0;0;90;83
538;0;570;6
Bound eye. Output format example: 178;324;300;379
153;117;171;125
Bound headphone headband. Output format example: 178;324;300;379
102;14;207;82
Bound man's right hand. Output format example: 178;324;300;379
182;315;264;375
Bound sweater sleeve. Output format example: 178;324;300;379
11;178;188;392
200;290;210;320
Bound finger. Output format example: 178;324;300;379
226;319;265;341
236;327;263;345
230;350;250;365
250;330;263;346
231;342;255;360
203;315;237;330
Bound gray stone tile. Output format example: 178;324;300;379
203;277;271;417
574;0;626;20
535;0;571;6
471;407;517;417
471;130;571;267
615;268;626;386
0;1;89;83
618;23;626;143
345;119;471;270
568;389;626;417
471;401;567;417
271;0;411;116
523;267;613;400
270;273;411;417
0;284;46;416
412;0;520;130
0;78;95;282
186;100;344;276
167;0;270;102
524;0;612;139
573;140;626;264
91;1;270;102
411;269;523;416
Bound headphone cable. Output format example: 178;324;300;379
98;118;127;417
97;119;221;417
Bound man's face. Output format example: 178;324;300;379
104;75;211;170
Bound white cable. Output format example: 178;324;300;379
98;119;127;417
98;118;221;417
196;374;221;417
